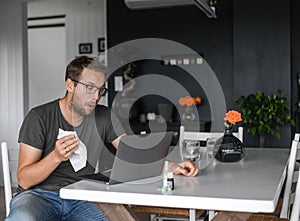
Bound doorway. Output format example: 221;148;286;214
26;0;107;112
27;12;66;109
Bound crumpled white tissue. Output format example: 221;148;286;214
57;128;87;172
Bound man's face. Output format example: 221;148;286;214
71;68;106;116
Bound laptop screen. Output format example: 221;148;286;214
109;131;173;184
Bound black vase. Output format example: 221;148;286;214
215;127;245;162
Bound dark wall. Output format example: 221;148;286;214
107;0;233;121
107;0;295;148
233;0;291;147
291;0;300;133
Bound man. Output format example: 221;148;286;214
6;56;199;220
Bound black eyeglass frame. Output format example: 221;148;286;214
71;79;108;96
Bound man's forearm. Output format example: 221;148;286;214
18;151;62;189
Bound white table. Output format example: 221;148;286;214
60;148;290;221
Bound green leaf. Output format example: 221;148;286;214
275;131;281;139
235;89;292;142
251;127;257;135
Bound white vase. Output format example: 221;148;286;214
182;106;195;122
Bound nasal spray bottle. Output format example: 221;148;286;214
163;161;174;191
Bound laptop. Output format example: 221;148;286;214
80;131;173;184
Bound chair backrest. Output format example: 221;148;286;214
280;138;299;219
294;133;300;163
288;133;300;221
1;141;12;216
294;133;300;142
178;125;243;148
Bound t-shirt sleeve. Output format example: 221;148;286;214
18;109;46;150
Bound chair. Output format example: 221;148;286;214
293;133;300;179
131;206;206;221
178;125;244;147
289;164;300;221
1;141;13;217
280;134;300;219
212;138;300;221
132;126;244;221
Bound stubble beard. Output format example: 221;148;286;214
71;93;94;117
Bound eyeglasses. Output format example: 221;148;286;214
71;79;108;96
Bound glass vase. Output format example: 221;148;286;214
215;126;245;162
182;106;195;122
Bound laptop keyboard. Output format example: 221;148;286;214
80;172;110;182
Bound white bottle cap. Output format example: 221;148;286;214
164;161;168;174
167;172;174;179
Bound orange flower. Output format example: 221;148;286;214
224;110;242;125
195;97;201;104
185;97;194;106
178;97;186;106
178;96;202;106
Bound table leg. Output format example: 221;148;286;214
189;209;196;221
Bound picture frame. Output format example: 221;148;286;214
161;53;204;66
79;43;92;54
98;38;105;52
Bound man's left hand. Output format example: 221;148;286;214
169;160;199;177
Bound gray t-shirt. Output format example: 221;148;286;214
18;99;124;191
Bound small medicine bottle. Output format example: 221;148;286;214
167;172;174;190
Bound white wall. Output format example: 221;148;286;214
27;0;106;60
0;0;25;186
64;0;106;62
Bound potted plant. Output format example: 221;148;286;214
235;89;295;148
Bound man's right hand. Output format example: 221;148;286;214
54;135;79;161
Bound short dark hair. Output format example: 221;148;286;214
65;56;107;81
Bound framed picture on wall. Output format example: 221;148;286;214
161;53;204;66
79;43;93;54
98;38;105;52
